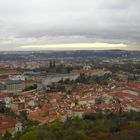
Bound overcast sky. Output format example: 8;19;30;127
0;0;140;51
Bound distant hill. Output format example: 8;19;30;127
0;50;140;60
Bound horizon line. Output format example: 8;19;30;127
0;49;140;52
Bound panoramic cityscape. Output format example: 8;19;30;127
0;0;140;140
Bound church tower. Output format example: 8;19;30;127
49;60;52;68
53;60;56;68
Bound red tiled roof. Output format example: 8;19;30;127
0;70;19;75
0;64;11;68
28;113;49;121
90;103;121;113
0;93;11;99
128;102;140;108
0;115;17;131
119;82;140;88
0;77;9;82
79;96;95;101
114;92;140;100
131;88;140;92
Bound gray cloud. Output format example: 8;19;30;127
0;0;140;51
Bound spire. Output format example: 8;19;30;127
53;60;56;68
49;60;52;68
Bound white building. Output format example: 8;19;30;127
72;110;84;118
127;102;140;112
42;73;80;86
78;96;95;105
9;74;25;81
123;89;140;96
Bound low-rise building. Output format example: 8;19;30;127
78;96;95;105
127;102;140;112
5;80;23;93
10;102;26;113
80;69;112;77
0;115;22;137
42;73;79;86
9;74;25;81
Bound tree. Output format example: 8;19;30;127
3;131;12;140
0;103;5;113
54;114;61;123
20;131;37;140
20;110;28;120
23;84;37;92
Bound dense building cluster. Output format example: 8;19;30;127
0;57;140;138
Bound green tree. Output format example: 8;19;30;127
20;131;37;140
3;131;12;140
